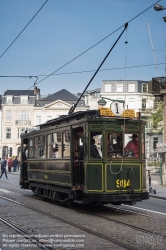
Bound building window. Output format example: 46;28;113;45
142;99;146;111
21;96;28;104
6;128;11;139
142;83;148;93
128;84;135;93
47;116;52;121
17;128;27;139
105;84;111;92
6;96;13;103
153;137;158;150
18;110;29;121
17;147;21;157
117;83;123;92
6;110;12;121
36;116;41;124
2;146;8;158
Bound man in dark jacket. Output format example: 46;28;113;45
90;139;101;158
0;157;8;179
13;156;19;172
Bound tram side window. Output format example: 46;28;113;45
90;133;102;158
34;135;46;159
29;138;34;158
106;132;122;158
47;132;62;158
63;131;70;158
124;133;139;158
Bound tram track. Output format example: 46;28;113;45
106;204;166;222
1;182;166;223
0;194;165;250
0;215;54;250
73;206;166;239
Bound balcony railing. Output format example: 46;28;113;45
15;120;31;125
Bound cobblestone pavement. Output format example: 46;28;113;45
0;173;165;250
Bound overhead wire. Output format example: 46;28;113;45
0;0;48;59
35;0;161;85
1;0;161;96
1;62;165;78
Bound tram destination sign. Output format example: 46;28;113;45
98;107;135;118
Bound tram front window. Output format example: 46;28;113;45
106;132;122;159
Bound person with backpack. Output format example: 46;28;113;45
0;157;8;179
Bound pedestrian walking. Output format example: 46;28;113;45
0;157;8;179
13;156;19;172
17;158;20;171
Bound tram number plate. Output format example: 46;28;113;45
116;179;130;188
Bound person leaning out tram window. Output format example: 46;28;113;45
124;134;139;158
90;138;101;158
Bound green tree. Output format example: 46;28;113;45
151;102;163;131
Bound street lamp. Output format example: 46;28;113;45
154;4;166;11
98;97;125;106
154;4;166;22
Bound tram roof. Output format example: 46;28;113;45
38;109;142;129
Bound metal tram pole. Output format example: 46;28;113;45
68;23;128;114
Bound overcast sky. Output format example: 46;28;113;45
0;0;165;96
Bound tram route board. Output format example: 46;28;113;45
98;107;135;118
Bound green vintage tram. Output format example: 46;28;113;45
20;108;149;205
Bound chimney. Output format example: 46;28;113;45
36;87;41;100
34;86;37;95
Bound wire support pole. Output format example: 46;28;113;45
69;23;128;114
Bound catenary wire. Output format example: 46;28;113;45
0;63;165;82
35;0;161;85
0;0;161;97
1;62;164;78
37;62;165;76
0;0;48;59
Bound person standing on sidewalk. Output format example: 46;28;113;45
0;157;8;179
7;157;13;172
13;156;19;172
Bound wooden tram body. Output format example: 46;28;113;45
20;109;149;205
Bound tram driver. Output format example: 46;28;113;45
124;134;139;158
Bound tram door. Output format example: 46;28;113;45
72;127;84;187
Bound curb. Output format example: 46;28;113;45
149;194;166;200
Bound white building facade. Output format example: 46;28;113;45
0;88;87;158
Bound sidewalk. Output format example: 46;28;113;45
146;173;166;200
